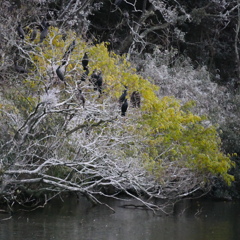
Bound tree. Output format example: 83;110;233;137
0;21;234;212
0;0;236;212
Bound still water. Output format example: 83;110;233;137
0;197;240;240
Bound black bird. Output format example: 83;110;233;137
40;18;48;31
130;91;141;108
41;19;47;27
90;70;103;94
14;59;27;73
56;65;65;84
90;69;98;85
76;89;85;108
91;69;98;77
121;99;128;116
30;28;37;41
96;71;103;94
82;52;89;71
119;89;127;104
16;22;25;39
39;22;50;43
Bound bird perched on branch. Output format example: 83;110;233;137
90;69;98;81
16;21;25;39
40;18;48;30
90;69;98;85
76;89;85;108
130;91;141;108
14;59;27;73
82;52;89;70
56;65;66;85
90;70;103;95
39;22;50;43
121;99;128;116
30;28;37;41
96;71;103;94
119;89;127;104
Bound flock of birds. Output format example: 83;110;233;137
16;20;50;43
14;19;141;117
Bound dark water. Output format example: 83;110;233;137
0;197;240;240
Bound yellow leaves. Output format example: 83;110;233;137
181;100;196;112
87;43;158;105
141;90;234;183
22;26;234;185
192;152;235;185
52;35;64;48
89;43;111;66
66;64;74;71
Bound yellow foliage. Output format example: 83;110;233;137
15;26;234;185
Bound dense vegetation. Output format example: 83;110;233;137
0;0;239;212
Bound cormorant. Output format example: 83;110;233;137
16;22;25;39
96;71;103;94
56;65;66;84
14;59;27;73
39;22;50;43
90;70;103;94
30;28;37;41
82;52;89;71
90;69;98;85
76;89;85;108
121;99;128;116
40;18;48;30
119;89;127;104
130;91;141;108
91;69;98;77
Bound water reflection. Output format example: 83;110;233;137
0;197;240;240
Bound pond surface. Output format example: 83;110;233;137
0;197;240;240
